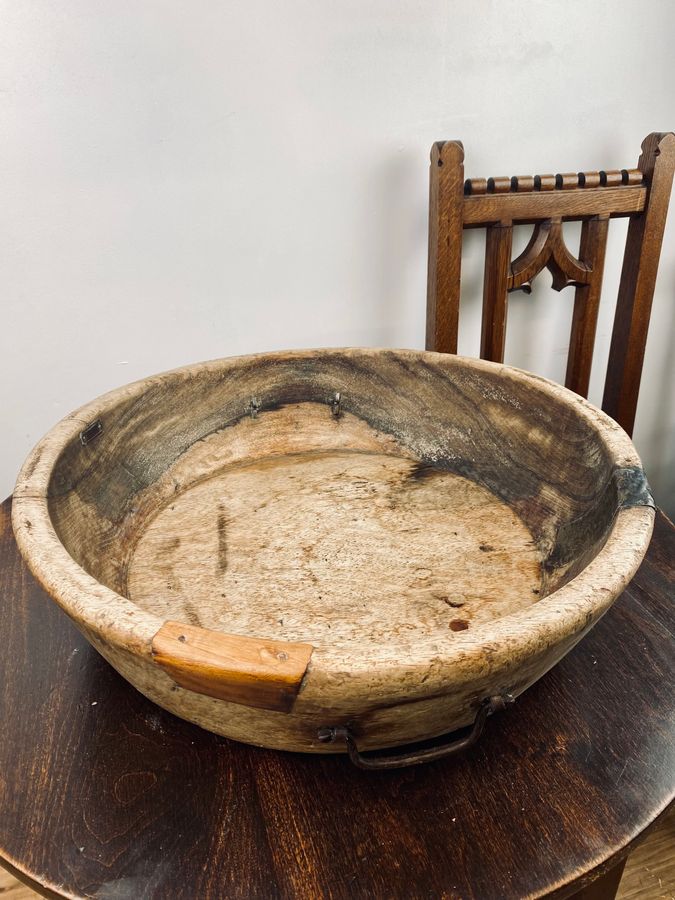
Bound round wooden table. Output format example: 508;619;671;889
0;496;673;899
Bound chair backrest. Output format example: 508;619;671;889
426;133;675;436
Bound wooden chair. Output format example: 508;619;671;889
426;133;675;436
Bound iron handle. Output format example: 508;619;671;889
317;694;512;770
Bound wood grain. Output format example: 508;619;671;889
565;215;610;398
426;133;674;423
0;869;38;899
426;140;464;352
508;218;591;292
602;132;675;434
2;811;674;898
463;185;646;226
151;622;313;712
480;224;513;361
132;452;543;648
11;349;654;752
0;497;673;898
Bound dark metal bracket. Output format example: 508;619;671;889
329;391;342;418
317;694;513;770
79;419;103;446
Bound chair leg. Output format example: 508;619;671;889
568;858;627;900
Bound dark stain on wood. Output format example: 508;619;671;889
614;465;654;509
217;507;228;574
438;595;465;608
182;601;203;628
450;619;469;631
407;462;439;481
164;536;181;553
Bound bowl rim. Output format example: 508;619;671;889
11;348;655;694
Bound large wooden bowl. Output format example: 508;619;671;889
12;349;654;758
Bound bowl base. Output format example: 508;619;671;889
126;449;543;651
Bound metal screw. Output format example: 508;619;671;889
317;726;337;743
80;419;103;446
248;397;262;419
330;392;342;418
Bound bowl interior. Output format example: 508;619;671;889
44;350;631;650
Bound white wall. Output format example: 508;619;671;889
2;1;675;514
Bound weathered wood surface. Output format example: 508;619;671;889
12;349;654;752
130;452;543;646
0;497;673;899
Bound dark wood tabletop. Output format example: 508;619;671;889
0;495;673;900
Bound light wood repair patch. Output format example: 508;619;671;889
151;621;313;711
128;451;543;655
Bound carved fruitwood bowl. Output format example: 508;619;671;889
13;349;654;760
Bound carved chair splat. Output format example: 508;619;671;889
426;133;675;435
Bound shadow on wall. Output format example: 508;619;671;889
637;270;675;517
